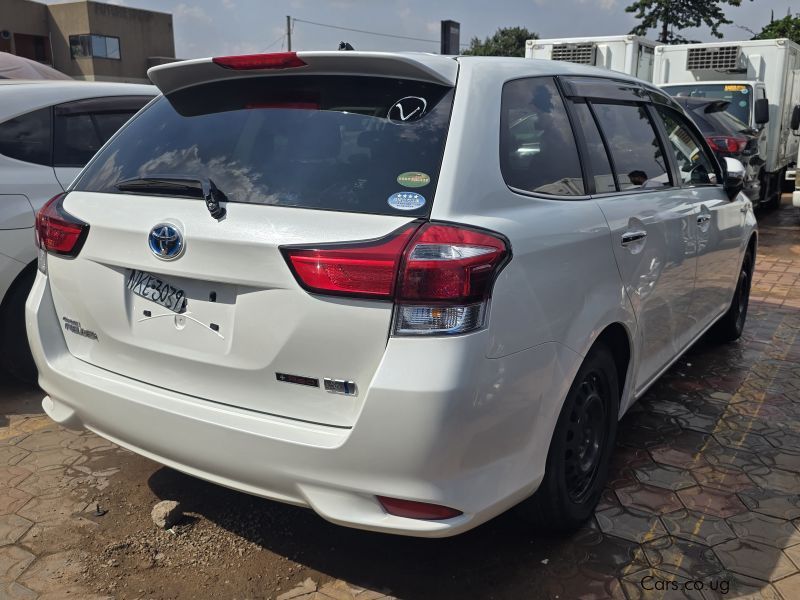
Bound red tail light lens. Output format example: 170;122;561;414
281;222;510;335
377;496;462;520
706;136;747;154
398;224;509;304
281;223;420;298
35;194;89;256
212;52;307;70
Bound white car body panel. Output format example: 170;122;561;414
0;80;156;324
27;54;757;536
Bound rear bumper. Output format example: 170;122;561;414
26;272;579;537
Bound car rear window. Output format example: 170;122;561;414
74;75;454;217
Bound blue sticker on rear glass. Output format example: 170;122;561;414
387;191;426;211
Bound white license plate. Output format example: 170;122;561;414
127;269;186;313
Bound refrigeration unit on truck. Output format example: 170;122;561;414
525;35;662;82
653;38;800;207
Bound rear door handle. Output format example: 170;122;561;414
621;230;647;246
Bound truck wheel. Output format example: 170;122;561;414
0;266;38;384
516;343;619;532
711;248;753;343
762;170;783;209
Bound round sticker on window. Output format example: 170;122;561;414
739;100;748;107
740;88;749;95
387;191;426;211
388;97;428;123
397;171;431;188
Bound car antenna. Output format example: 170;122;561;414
338;41;354;51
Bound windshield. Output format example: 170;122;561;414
74;75;454;218
663;83;752;125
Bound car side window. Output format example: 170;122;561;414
0;107;52;166
591;102;671;191
54;110;137;168
500;77;585;196
571;101;616;194
654;106;718;186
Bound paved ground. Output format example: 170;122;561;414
1;196;800;600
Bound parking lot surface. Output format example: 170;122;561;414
2;197;800;600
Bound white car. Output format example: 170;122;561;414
0;80;154;381
26;52;756;536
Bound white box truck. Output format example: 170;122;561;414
653;38;800;207
525;35;662;82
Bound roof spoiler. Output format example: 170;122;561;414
148;51;458;95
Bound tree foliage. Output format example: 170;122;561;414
462;27;537;57
625;0;751;44
754;14;800;44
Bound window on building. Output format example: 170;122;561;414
69;34;121;60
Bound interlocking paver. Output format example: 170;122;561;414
660;509;736;546
615;483;683;515
596;506;667;544
0;515;33;548
0;545;35;583
774;573;800;600
642;536;724;580
0;489;32;517
677;486;748;518
714;539;798;582
634;463;697;490
727;513;800;549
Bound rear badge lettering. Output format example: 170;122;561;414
62;317;98;341
387;192;426;211
276;372;320;389
397;171;430;188
324;378;358;396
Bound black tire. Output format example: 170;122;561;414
711;248;753;343
0;266;38;384
516;343;619;532
761;170;783;210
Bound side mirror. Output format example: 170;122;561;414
723;156;745;200
754;98;769;126
791;104;800;131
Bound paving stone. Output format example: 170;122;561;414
15;494;89;524
727;513;800;549
0;582;38;599
660;509;737;546
596;506;667;544
759;450;800;474
615;483;683;515
773;573;800;600
0;546;35;583
0;447;29;467
0;467;32;490
16;428;79;452
677;486;748;518
714;539;798;582
0;489;32;517
750;469;800;495
634;463;697;490
0;515;33;548
17;550;83;593
16;448;82;470
785;544;800;570
739;489;800;521
691;464;756;492
698;572;782;600
643;536;724;580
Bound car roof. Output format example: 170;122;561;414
0;80;157;120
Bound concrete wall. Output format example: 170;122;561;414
2;0;174;83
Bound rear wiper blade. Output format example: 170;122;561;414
115;175;227;220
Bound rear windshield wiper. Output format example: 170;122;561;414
115;175;227;220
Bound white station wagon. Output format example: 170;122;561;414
27;52;756;536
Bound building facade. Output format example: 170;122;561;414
0;0;175;83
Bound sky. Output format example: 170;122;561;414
43;0;797;58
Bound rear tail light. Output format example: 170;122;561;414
377;496;462;520
281;222;510;335
706;135;747;154
212;52;307;70
35;194;89;273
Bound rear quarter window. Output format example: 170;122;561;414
499;77;585;197
74;76;454;218
0;107;52;166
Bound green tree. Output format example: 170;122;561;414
462;27;537;57
626;0;751;44
754;13;800;44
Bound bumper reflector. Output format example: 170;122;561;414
377;496;462;520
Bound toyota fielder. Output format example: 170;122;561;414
26;51;756;537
